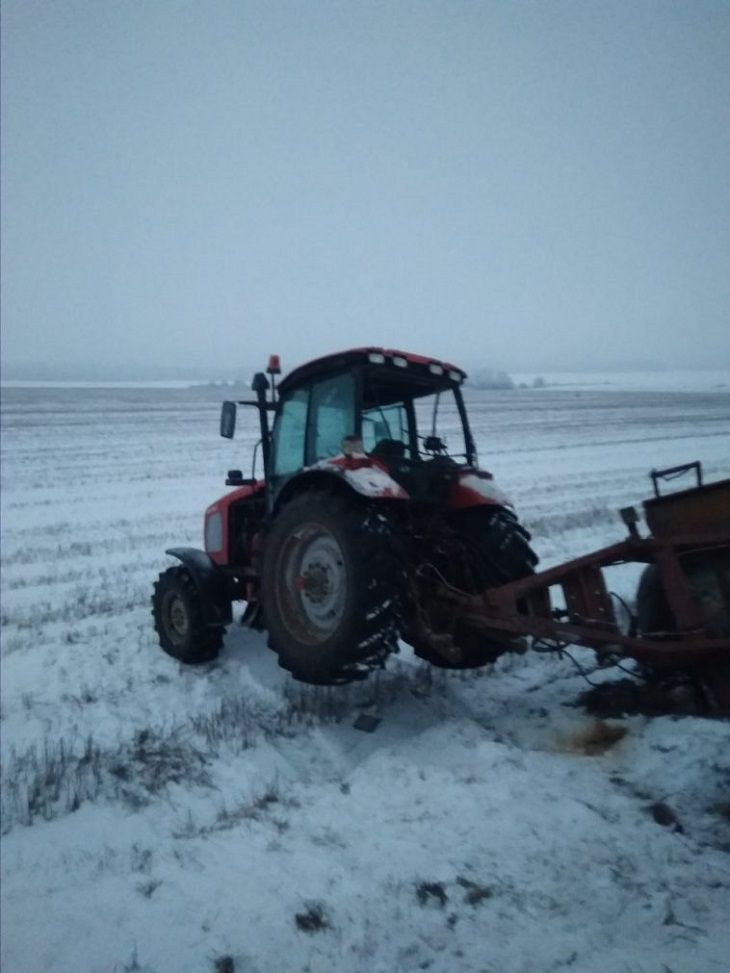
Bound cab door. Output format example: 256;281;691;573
269;371;357;505
305;372;357;465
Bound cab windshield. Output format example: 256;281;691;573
271;368;474;481
361;377;470;465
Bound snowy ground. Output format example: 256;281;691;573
1;375;730;973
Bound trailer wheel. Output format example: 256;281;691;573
413;506;538;669
635;565;673;636
682;551;730;637
262;490;402;683
636;555;730;637
152;566;224;664
635;556;730;712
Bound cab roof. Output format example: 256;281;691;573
277;347;467;395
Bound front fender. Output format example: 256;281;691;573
166;547;232;626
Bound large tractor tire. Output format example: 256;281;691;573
413;506;538;669
152;566;224;664
451;505;538;586
261;490;403;684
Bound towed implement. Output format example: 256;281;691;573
439;461;730;710
152;350;730;706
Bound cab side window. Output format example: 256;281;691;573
306;373;356;464
362;402;409;455
272;387;309;475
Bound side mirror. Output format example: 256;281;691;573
220;401;237;439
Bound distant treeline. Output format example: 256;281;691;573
467;370;549;390
467;368;515;390
2;360;254;384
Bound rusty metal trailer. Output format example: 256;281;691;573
442;463;730;709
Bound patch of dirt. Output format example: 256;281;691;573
560;720;629;756
456;876;493;906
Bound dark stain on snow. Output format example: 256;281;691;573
646;801;684;833
295;902;330;933
416;881;448;907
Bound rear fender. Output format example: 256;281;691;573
316;455;409;499
450;470;513;510
166;547;232;626
275;458;409;510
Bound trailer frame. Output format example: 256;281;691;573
432;466;730;709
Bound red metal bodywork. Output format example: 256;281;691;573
205;481;265;566
278;347;466;394
312;455;409;499
310;455;516;511
449;470;512;510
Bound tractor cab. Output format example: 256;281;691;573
266;347;478;503
219;346;507;513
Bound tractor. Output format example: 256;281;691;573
152;348;730;707
152;347;538;683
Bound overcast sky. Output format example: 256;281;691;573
2;0;729;376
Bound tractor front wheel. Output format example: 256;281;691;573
261;491;402;683
152;566;224;664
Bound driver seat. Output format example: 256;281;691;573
370;438;406;464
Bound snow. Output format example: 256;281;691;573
1;379;730;973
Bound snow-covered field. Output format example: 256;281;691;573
2;376;730;973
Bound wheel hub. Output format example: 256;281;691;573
163;592;189;645
281;526;347;642
297;562;331;604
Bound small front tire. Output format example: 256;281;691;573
152;566;224;664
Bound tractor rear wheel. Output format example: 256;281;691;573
261;490;402;683
451;505;538;585
413;506;538;669
152;566;224;664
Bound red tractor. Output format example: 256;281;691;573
152;348;538;683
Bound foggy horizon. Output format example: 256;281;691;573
2;1;729;376
0;348;717;385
